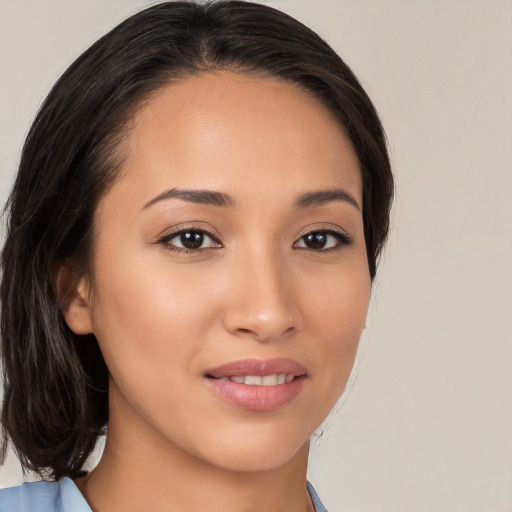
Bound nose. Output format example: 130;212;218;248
223;247;297;343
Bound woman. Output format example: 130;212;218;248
0;1;393;511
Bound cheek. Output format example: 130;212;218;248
304;251;370;329
307;262;370;389
87;251;222;386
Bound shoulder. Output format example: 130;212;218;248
0;478;91;512
307;481;330;512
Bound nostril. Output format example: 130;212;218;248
224;301;296;342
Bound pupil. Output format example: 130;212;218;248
305;232;327;249
180;231;204;249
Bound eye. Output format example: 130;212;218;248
158;229;221;252
293;230;352;251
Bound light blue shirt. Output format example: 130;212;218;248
0;478;329;511
307;481;329;512
0;478;90;512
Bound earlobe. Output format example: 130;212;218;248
53;262;94;335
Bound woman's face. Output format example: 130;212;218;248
72;72;370;472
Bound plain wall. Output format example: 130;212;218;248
1;1;511;511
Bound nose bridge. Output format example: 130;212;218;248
224;241;295;342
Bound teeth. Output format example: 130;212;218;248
262;375;277;386
244;375;262;385
223;373;295;385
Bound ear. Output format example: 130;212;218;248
52;261;94;335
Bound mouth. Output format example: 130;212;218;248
204;358;307;411
213;373;296;385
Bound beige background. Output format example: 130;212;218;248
1;1;511;511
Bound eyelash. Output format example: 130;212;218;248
156;227;352;254
293;229;353;252
156;227;222;254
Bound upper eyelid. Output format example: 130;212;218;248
155;223;221;242
294;223;350;240
162;232;221;249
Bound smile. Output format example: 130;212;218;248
205;358;307;411
215;374;295;385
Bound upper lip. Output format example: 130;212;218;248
205;358;307;378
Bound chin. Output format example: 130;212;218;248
209;444;308;474
188;423;312;474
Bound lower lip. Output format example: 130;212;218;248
206;376;306;411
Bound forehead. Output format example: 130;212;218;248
114;71;362;205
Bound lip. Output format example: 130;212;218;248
205;357;307;378
204;358;307;411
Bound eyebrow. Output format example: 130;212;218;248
143;186;360;211
294;188;361;210
143;188;235;209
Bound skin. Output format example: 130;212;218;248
65;72;371;512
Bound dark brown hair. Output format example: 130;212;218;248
1;0;393;479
